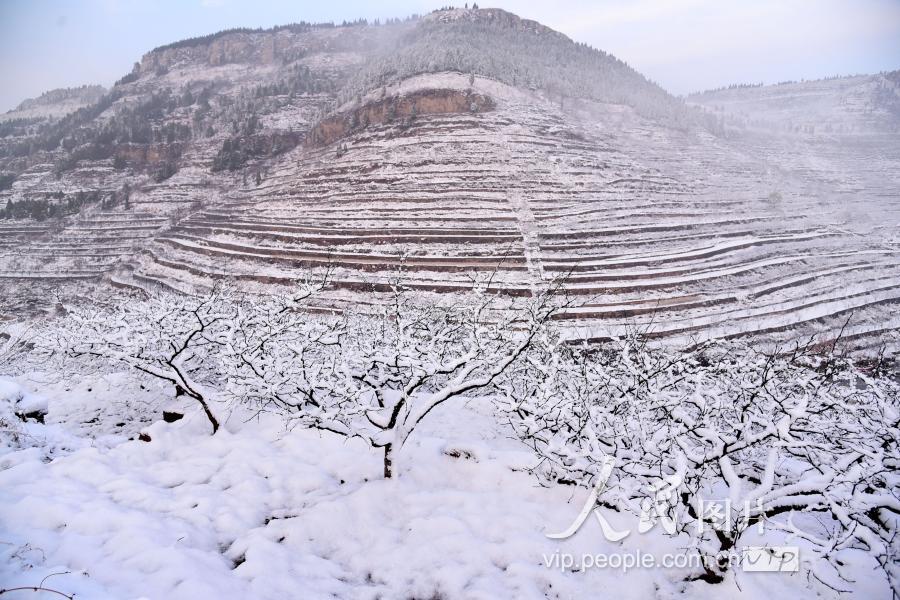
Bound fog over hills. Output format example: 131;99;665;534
1;6;898;350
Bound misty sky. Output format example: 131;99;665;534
1;0;899;113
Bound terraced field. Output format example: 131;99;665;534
109;74;900;349
1;12;897;350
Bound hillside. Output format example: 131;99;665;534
1;85;107;123
0;8;898;350
688;72;900;135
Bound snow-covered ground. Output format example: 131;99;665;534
1;374;889;599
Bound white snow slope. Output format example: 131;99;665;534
0;375;891;599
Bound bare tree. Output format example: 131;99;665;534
498;331;900;592
48;286;240;433
42;272;333;435
226;285;561;478
0;322;34;372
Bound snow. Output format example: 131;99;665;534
0;374;867;599
343;72;540;113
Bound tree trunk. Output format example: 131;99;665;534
383;443;394;479
176;383;219;434
198;396;220;434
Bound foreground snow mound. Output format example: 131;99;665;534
0;377;887;599
0;377;81;466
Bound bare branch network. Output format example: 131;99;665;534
10;276;898;592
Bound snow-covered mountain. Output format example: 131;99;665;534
688;72;900;135
1;85;107;123
1;7;898;349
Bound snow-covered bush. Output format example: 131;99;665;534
41;273;559;479
225;286;560;477
44;287;243;433
0;322;34;371
42;275;331;435
498;332;900;592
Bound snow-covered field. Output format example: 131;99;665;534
1;373;892;599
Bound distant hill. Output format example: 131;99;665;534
3;85;107;123
688;72;900;135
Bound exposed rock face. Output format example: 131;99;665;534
140;33;280;72
134;23;394;74
114;143;184;169
307;89;495;146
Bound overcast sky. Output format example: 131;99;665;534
1;0;899;112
